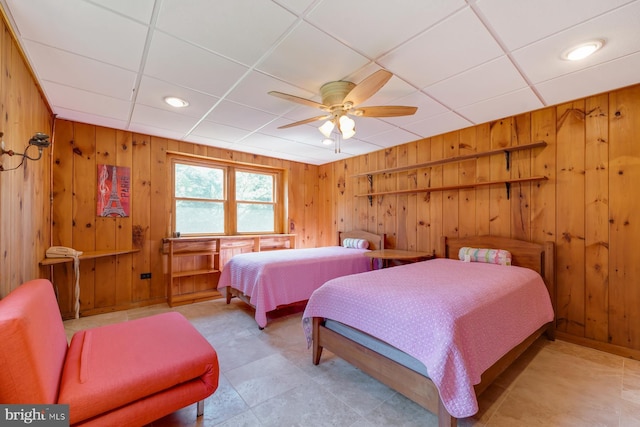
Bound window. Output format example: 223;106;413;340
174;163;225;234
236;170;275;233
171;155;284;236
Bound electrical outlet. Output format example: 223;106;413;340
140;272;152;280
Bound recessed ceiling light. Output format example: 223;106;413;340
563;40;604;61
164;96;189;108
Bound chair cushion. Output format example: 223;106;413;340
0;279;69;403
58;311;218;425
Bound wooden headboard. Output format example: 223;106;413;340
338;230;385;250
440;235;556;330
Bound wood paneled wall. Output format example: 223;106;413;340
49;120;320;318
0;21;52;298
2;6;639;358
318;83;640;357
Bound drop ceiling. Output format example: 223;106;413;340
1;0;639;165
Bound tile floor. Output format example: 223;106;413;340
63;298;640;426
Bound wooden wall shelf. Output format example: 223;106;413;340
40;249;139;266
351;141;547;178
353;141;548;204
355;176;548;200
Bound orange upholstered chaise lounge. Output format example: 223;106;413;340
0;279;219;426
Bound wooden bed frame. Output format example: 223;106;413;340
225;230;385;323
311;235;556;427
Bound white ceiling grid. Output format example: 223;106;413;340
0;0;638;165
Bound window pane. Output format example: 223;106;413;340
237;203;274;233
175;200;224;234
175;164;223;199
236;171;273;202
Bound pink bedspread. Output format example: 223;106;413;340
302;258;554;418
218;246;371;327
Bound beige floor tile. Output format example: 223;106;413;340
250;379;364;427
225;353;310;407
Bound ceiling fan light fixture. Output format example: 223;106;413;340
319;120;335;138
339;115;356;139
164;96;189;108
563;40;603;61
322;137;335;145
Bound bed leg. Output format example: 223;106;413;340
225;288;231;304
438;397;456;427
545;322;556;341
312;317;323;365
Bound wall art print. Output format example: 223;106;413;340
97;164;130;217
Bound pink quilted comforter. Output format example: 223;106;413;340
302;258;554;418
218;246;371;327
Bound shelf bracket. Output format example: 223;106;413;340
505;182;511;200
367;174;373;206
504;151;511;171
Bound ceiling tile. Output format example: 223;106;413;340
425;56;528;108
259;119;324;143
5;0;148;70
377;92;449;127
144;32;249;97
203;100;278;132
402;112;473;138
535;51;640;106
456;87;543;124
257;21;370;90
362;127;422;148
127;123;188;141
190;121;254;143
275;0;317;15
156;0;297;66
378;7;504;88
476;0;635;50
23;40;137;101
512;1;640;84
54;107;129;133
225;70;316;115
130;104;200;134
338;139;385;156
43;81;133;121
88;0;156;24
307;0;466;58
136;76;220;118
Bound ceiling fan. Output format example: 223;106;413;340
268;69;417;142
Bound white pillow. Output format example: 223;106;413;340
458;247;511;266
342;238;369;249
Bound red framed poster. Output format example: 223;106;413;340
97;164;130;217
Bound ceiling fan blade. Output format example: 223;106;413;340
268;91;328;110
277;115;331;129
354;105;418;117
343;69;393;107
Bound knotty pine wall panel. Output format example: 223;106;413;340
0;18;52;297
319;84;640;357
609;85;640;351
556;102;586;336
584;95;609;343
50;119;320;318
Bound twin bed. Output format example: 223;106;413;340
302;235;556;426
217;230;384;328
218;231;555;425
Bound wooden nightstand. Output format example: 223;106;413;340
364;249;434;269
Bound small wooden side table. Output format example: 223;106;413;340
364;249;434;269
